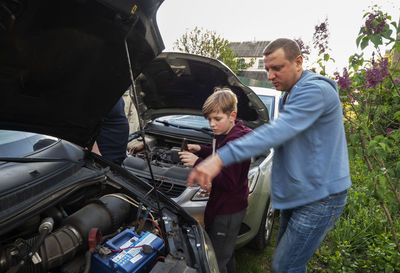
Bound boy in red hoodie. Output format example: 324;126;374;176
179;87;251;273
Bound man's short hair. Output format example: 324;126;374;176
263;38;301;61
202;87;238;118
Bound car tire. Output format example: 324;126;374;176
251;198;275;250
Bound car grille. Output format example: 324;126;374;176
153;179;186;198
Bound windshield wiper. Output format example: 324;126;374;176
155;120;214;136
0;157;80;164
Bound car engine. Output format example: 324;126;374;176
0;181;203;273
123;135;199;198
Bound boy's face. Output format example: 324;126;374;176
207;110;236;135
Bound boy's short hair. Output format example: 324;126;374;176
202;87;238;118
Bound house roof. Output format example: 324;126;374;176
229;41;270;57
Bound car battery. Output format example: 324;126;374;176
91;227;164;273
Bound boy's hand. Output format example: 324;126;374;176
179;151;199;167
187;144;201;153
186;154;224;191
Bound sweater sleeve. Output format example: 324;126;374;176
218;81;325;166
197;144;212;158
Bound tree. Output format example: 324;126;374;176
174;27;254;74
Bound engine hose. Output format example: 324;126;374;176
2;194;133;272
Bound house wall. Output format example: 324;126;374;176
237;56;265;71
122;92;139;135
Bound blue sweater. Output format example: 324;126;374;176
218;70;351;209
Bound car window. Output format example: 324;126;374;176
0;130;58;157
156;115;210;129
257;95;275;120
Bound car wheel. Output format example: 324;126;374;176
251;198;275;250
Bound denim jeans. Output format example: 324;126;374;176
272;190;348;273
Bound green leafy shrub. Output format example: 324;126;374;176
309;5;400;272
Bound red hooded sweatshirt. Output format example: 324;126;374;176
194;120;251;230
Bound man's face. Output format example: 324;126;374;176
207;110;236;135
264;48;303;92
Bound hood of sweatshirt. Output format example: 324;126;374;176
216;120;252;146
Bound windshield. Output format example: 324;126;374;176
154;93;277;128
0;130;58;158
257;95;276;120
156;115;210;129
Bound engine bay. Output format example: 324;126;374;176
127;135;195;168
123;132;266;199
123;134;204;198
0;179;203;273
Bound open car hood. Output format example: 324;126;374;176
0;0;164;148
134;52;269;129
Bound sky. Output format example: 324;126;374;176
157;0;400;75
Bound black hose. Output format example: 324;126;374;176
83;250;92;273
5;218;54;273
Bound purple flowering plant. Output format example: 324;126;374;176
365;55;390;89
332;6;400;256
312;18;335;75
357;5;394;50
313;18;330;54
294;38;311;61
334;68;352;90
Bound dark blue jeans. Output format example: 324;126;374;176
272;190;347;273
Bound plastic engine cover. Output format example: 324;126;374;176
91;228;164;273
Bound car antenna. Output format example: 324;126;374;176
123;39;163;217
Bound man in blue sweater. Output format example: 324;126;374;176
187;38;351;273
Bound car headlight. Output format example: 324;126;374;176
191;167;259;200
203;229;220;273
191;188;210;201
248;167;260;193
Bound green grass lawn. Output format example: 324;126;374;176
235;219;279;273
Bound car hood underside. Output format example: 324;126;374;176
0;0;164;148
134;52;269;129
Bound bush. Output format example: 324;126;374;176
309;155;400;272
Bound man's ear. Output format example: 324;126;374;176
295;55;303;71
230;111;237;121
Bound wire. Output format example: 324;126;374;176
102;193;155;220
146;218;165;251
111;245;146;252
124;38;163;217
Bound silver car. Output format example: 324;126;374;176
123;52;282;250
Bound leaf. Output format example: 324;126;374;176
356;35;363;47
378;142;389;153
378;174;387;186
324;53;330;62
361;37;369;50
374;184;385;202
393;111;400;122
381;29;393;40
370;35;383;48
394;43;400;54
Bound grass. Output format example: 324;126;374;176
235;219;279;273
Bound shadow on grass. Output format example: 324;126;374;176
235;217;279;273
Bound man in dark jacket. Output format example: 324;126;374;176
92;97;129;165
179;87;251;273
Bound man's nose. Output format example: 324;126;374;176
267;70;275;80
